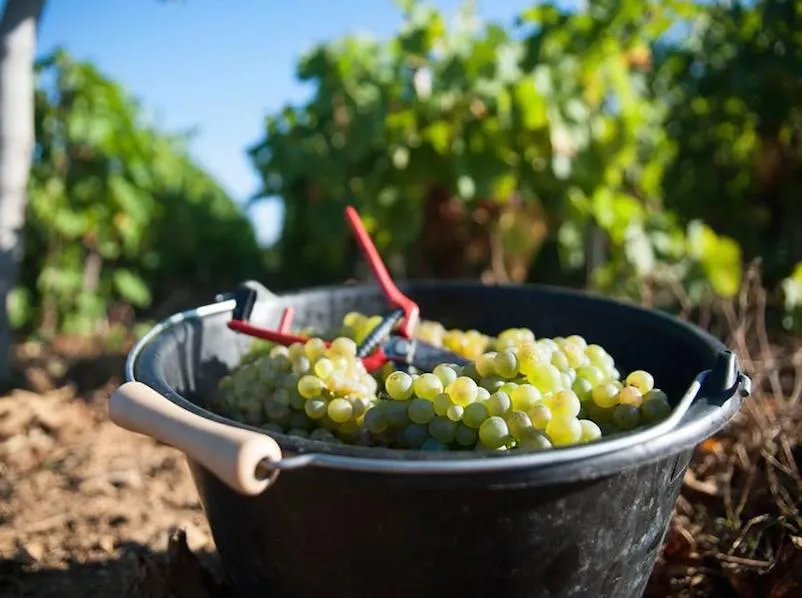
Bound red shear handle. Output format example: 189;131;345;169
344;206;420;338
228;319;315;346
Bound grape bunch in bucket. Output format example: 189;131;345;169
213;206;674;453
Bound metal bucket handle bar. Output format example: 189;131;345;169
109;296;751;496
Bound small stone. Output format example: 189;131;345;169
107;469;142;489
98;535;116;553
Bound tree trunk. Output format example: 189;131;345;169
0;0;46;385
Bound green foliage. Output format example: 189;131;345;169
656;0;802;285
20;49;264;335
250;0;746;304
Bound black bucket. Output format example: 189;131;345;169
114;281;750;598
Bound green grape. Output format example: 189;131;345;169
281;372;300;390
626;370;654;394
597;421;620;436
287;342;306;361
433;363;459;386
330;356;349;371
476;386;491;401
385;371;414;400
641;392;672;422
429;416;457;444
486;391;512;416
499;382;519;395
528;403;552;429
339;420;360;436
505;410;533;440
459;362;481;381
304;398;328;419
449;377;479;406
330;337;357;358
475;352;497;377
269;344;290;358
415;320;446;347
517;347;542;379
618;386;644;407
479;376;505;392
592;383;620;408
566;335;587;349
385;401;410;428
413;373;444;401
271;356;292;374
262;422;284;434
548;390;581;418
272;388;291;407
309;428;336;442
645;388;668;403
494;350;519;379
545;415;582;446
579;419;602;442
408;399;436;424
266;402;291;424
462;402;490;429
613;404;640;430
551;350;570;372
328;398;354;423
576;365;605;386
400;424;429;449
585;401;614;424
289;392;305;411
313;358;334;380
527;363;563;393
561;371;575;390
479;416;510;449
455;423;478;447
511;384;541;411
351;397;369;418
317;415;337;431
537;338;559;354
364;405;389;433
297;375;324;399
517;428;552;450
586;344;614;368
433;392;453;416
572;378;594;402
562;342;589;368
292;356;311;376
421;438;448;451
446;404;464;422
304;338;327;361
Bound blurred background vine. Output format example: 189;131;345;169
10;0;802;339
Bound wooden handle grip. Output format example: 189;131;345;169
108;381;282;496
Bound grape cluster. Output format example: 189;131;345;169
415;320;490;361
215;336;379;444
215;317;673;453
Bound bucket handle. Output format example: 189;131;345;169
667;349;751;426
109;381;282;496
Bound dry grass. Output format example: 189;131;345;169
646;263;802;597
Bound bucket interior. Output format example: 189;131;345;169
132;282;736;463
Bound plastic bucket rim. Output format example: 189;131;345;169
125;280;748;476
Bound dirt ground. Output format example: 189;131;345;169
1;330;800;598
0;338;224;598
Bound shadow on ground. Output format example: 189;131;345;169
0;532;226;598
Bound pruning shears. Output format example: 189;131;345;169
225;206;470;373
